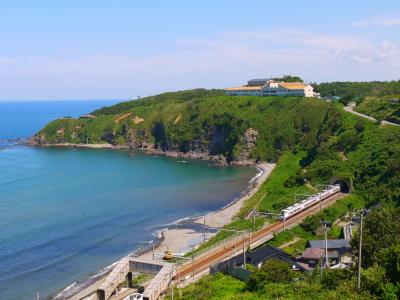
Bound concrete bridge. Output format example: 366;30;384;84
95;258;173;300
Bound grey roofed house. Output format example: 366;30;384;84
214;244;307;272
307;239;351;250
247;78;272;86
301;248;339;260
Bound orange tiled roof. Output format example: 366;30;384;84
279;82;306;90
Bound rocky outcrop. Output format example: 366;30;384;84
124;125;153;149
28;134;47;145
30;121;259;166
233;128;259;165
140;127;259;166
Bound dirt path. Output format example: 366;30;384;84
343;104;377;122
278;237;301;249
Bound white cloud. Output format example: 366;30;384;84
352;16;400;27
178;29;396;65
378;41;400;58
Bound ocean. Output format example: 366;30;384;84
0;101;256;299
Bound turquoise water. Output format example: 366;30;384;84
0;101;255;299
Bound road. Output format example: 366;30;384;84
174;192;345;283
344;104;400;127
343;104;376;122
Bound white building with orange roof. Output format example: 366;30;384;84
225;78;316;97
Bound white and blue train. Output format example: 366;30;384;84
280;184;341;221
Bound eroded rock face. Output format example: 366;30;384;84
31;120;259;165
28;134;46;145
234;128;259;165
140;126;258;165
208;124;230;155
124;125;153;149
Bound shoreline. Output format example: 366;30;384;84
27;142;259;166
29;142;129;150
57;162;275;300
193;163;275;228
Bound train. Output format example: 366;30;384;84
280;184;341;221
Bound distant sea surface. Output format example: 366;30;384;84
0;101;256;299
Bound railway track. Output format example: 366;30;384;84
174;192;345;282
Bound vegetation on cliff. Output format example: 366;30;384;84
354;95;400;124
313;80;400;99
34;90;328;163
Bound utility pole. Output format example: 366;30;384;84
252;209;256;232
248;230;252;249
357;210;365;290
234;240;237;265
253;210;283;230
203;217;206;243
192;255;195;280
169;268;174;300
319;193;322;212
324;223;329;268
242;232;246;270
320;220;331;270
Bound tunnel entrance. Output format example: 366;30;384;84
330;178;351;193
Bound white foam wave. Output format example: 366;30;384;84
249;168;264;184
54;282;77;299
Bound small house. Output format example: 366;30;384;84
297;239;353;269
214;244;306;272
79;114;96;119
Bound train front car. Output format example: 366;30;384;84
280;210;288;221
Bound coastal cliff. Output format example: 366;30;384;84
30;89;329;165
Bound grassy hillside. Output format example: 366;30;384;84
355;95;400;123
34;90;328;163
313;80;400;98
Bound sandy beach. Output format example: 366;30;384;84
32;142;129;149
137;229;212;261
193;163;275;228
136;162;275;262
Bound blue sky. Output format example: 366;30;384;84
1;1;399;100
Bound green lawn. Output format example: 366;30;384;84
239;151;312;217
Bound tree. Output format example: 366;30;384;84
383;244;400;283
321;269;354;290
361;264;387;296
273;75;303;83
339;94;355;106
338;130;360;152
351;207;400;268
246;259;296;292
